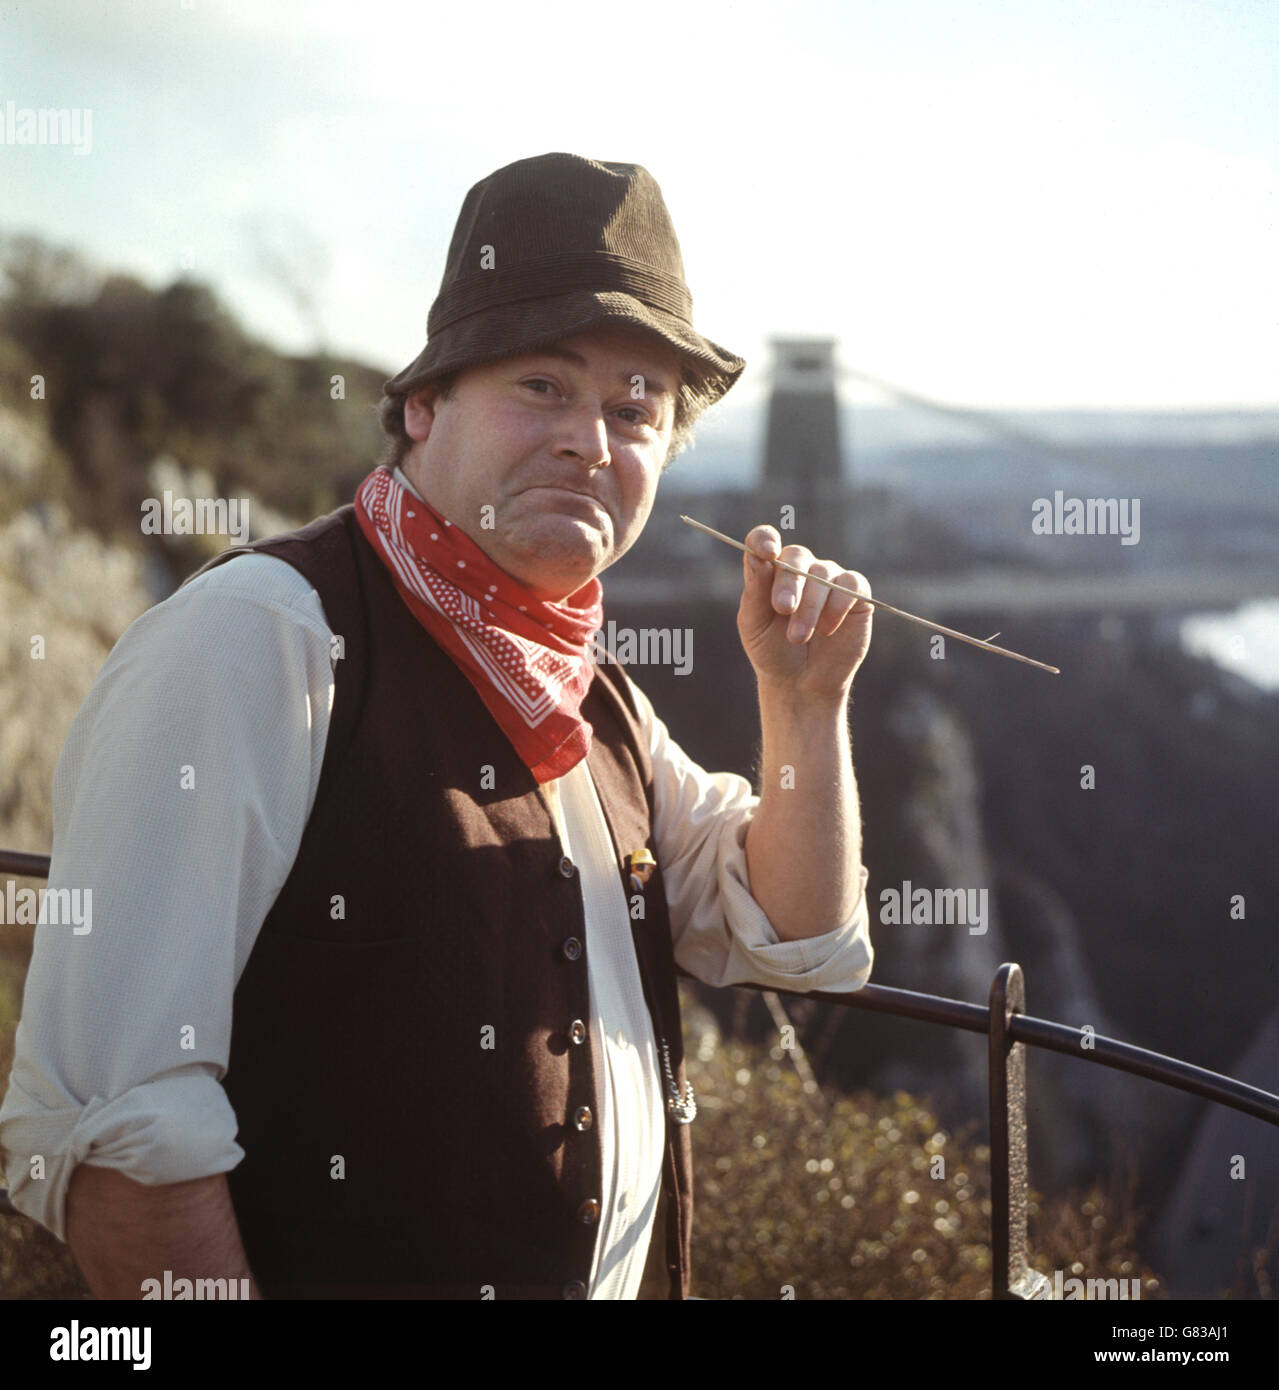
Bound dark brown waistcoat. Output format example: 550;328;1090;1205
187;505;693;1299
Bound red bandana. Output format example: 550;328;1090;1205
354;466;603;783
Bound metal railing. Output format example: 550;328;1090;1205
723;967;1279;1298
4;847;1278;1298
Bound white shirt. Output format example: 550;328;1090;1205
0;471;873;1298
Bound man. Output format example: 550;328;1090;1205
0;153;874;1299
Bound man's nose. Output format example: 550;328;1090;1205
553;404;611;469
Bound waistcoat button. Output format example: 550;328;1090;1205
573;1105;593;1132
558;855;576;878
578;1198;601;1225
561;936;583;962
562;1279;588;1300
569;1019;587;1045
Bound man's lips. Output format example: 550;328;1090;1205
521;485;609;517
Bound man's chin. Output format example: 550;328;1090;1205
504;518;610;597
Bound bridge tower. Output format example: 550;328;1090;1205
759;338;847;562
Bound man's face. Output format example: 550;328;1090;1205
401;325;681;602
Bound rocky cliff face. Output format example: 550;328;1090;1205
1150;1003;1279;1297
836;628;1140;1196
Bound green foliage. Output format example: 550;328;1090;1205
685;1014;1162;1300
0;233;387;566
0;1210;90;1300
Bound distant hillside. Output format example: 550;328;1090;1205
0;232;387;588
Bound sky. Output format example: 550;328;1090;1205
2;0;1277;411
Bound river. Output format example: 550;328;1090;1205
1180;599;1279;692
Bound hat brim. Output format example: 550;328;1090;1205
383;289;744;406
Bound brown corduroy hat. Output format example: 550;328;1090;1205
384;153;745;407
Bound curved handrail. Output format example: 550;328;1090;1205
715;976;1279;1128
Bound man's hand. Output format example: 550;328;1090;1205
738;525;872;943
736;525;872;704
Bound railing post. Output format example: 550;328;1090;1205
989;962;1052;1299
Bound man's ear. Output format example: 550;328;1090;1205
404;385;443;443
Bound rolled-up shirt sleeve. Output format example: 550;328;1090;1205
0;555;334;1242
629;677;873;994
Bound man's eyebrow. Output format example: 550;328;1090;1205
523;345;676;401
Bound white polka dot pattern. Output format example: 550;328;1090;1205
353;468;604;780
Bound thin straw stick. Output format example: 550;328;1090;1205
679;515;1060;676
